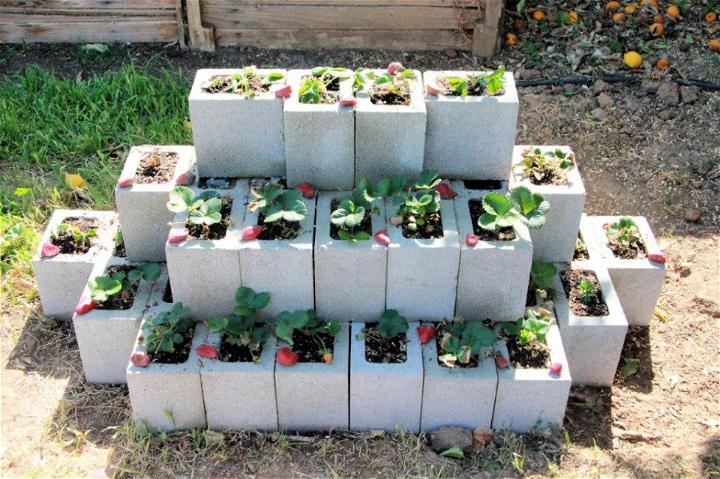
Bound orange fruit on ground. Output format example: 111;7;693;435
650;22;665;36
655;58;670;69
625;4;637;14
710;39;720;52
613;12;626;21
624;51;643;68
667;5;680;18
641;0;659;8
514;19;527;31
654;14;665;23
605;1;621;10
506;33;518;47
567;10;579;24
533;9;545;20
705;12;717;22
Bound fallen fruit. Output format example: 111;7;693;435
241;225;263;241
295;182;315;198
655;58;670;69
445;48;458;59
339;96;357;107
649;22;665;36
612;12;626;21
322;352;334;364
514;19;526;31
533;9;545;21
175;171;195;186
436;183;458;199
277;347;299;367
117;177;134;188
495;356;509;369
640;0;659;7
604;1;621;10
705;12;717;23
465;233;478;247
648;251;666;264
387;62;403;75
506;32;518;47
623;51;643;68
416;325;436;344
65;173;87;190
567;10;579;23
167;230;188;244
373;230;391;246
549;362;563;375
426;84;440;96
130;352;151;367
40;242;61;258
710;39;720;52
196;344;218;359
274;84;292;98
74;295;97;315
625;4;637;14
666;5;680;18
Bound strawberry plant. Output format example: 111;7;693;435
577;279;596;305
52;223;96;248
202;66;284;98
363;66;417;105
437;319;496;368
167;186;223;226
330;178;378;243
140;302;193;356
441;66;506;96
607;217;641;248
249;182;307;224
502;309;551;346
394;170;444;234
89;263;161;305
274;309;341;347
298;67;351;104
530;261;557;300
518;147;575;184
478;187;549;232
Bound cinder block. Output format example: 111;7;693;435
283;69;355;190
189;68;287;177
165;180;248;320
239;180;315;320
509;145;586;262
32;209;118;320
355;70;426;184
385;199;460;321
553;263;627;386
581;216;666;326
423;71;519;180
200;332;278;431
451;181;533;321
493;325;571;432
275;323;350;431
73;257;163;384
350;322;423;432
115;145;196;262
420;329;497;432
126;321;207;432
314;192;387;322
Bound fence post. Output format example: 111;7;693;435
186;0;215;52
472;0;503;57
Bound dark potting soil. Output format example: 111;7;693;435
364;323;407;364
113;238;126;258
203;74;269;94
506;335;550;369
133;150;179;184
162;280;173;303
468;199;516;241
561;269;610;317
526;283;538;307
151;329;193;364
603;224;647;259
370;85;411;105
187;196;232;240
199;177;238;190
437;76;505;97
96;265;139;311
52;217;99;254
292;330;334;363
526;169;569;186
435;325;479;369
329;199;372;240
401;212;444;239
574;234;590;261
219;336;262;362
257;214;300;240
463;179;503;190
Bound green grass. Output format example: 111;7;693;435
0;64;191;301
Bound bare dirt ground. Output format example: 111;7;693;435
1;34;720;478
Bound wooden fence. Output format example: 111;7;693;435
1;0;502;56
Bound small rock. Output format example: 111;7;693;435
660;110;677;120
577;98;592;112
684;208;702;223
657;82;679;106
517;69;541;80
593;79;611;94
597;92;614;109
680;86;699;104
430;426;474;452
423;450;439;463
445;48;458;59
591;108;606;121
473;426;494;447
546;45;557;54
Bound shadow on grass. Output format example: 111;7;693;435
702;435;720;479
564;386;614;449
613;326;655;394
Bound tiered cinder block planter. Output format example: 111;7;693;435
73;257;162;384
283;69;355;190
275;323;350;431
314;192;387;322
355;69;426;184
423;70;518;180
115;145;196;261
200;333;278;431
33;209;118;320
189;68;288;177
165;180;248;320
451;181;533;322
580;216;666;326
385;198;460;321
349;322;423;432
509;145;586;262
493;325;571;432
420;330;497;432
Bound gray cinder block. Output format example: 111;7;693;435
165;180;248;320
239;179;315;320
493;325;571;432
32;209;118;320
420;329;497;432
200;332;278;431
581;216;666;326
451;181;533;322
385;198;460;321
355;70;426;184
73;257;162;384
509;145;586;262
275;322;350;432
314;192;387;322
552;263;628;386
126;321;208;432
283;69;355;190
115;145;196;262
423;71;519;180
350;322;423;432
189;68;287;178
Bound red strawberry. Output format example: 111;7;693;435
374;230;391;246
167;230;188;244
277;347;299;367
130;352;151;367
426;84;440;96
436;183;457;199
549;362;563;376
340;96;357;107
495;355;509;369
648;251;666;264
117;177;133;188
196;344;218;359
74;294;96;315
295;183;315;199
41;242;61;258
465;233;478;247
241;225;263;241
387;62;403;75
322;352;334;364
175;171;195;186
275;84;292;98
416;325;436;345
